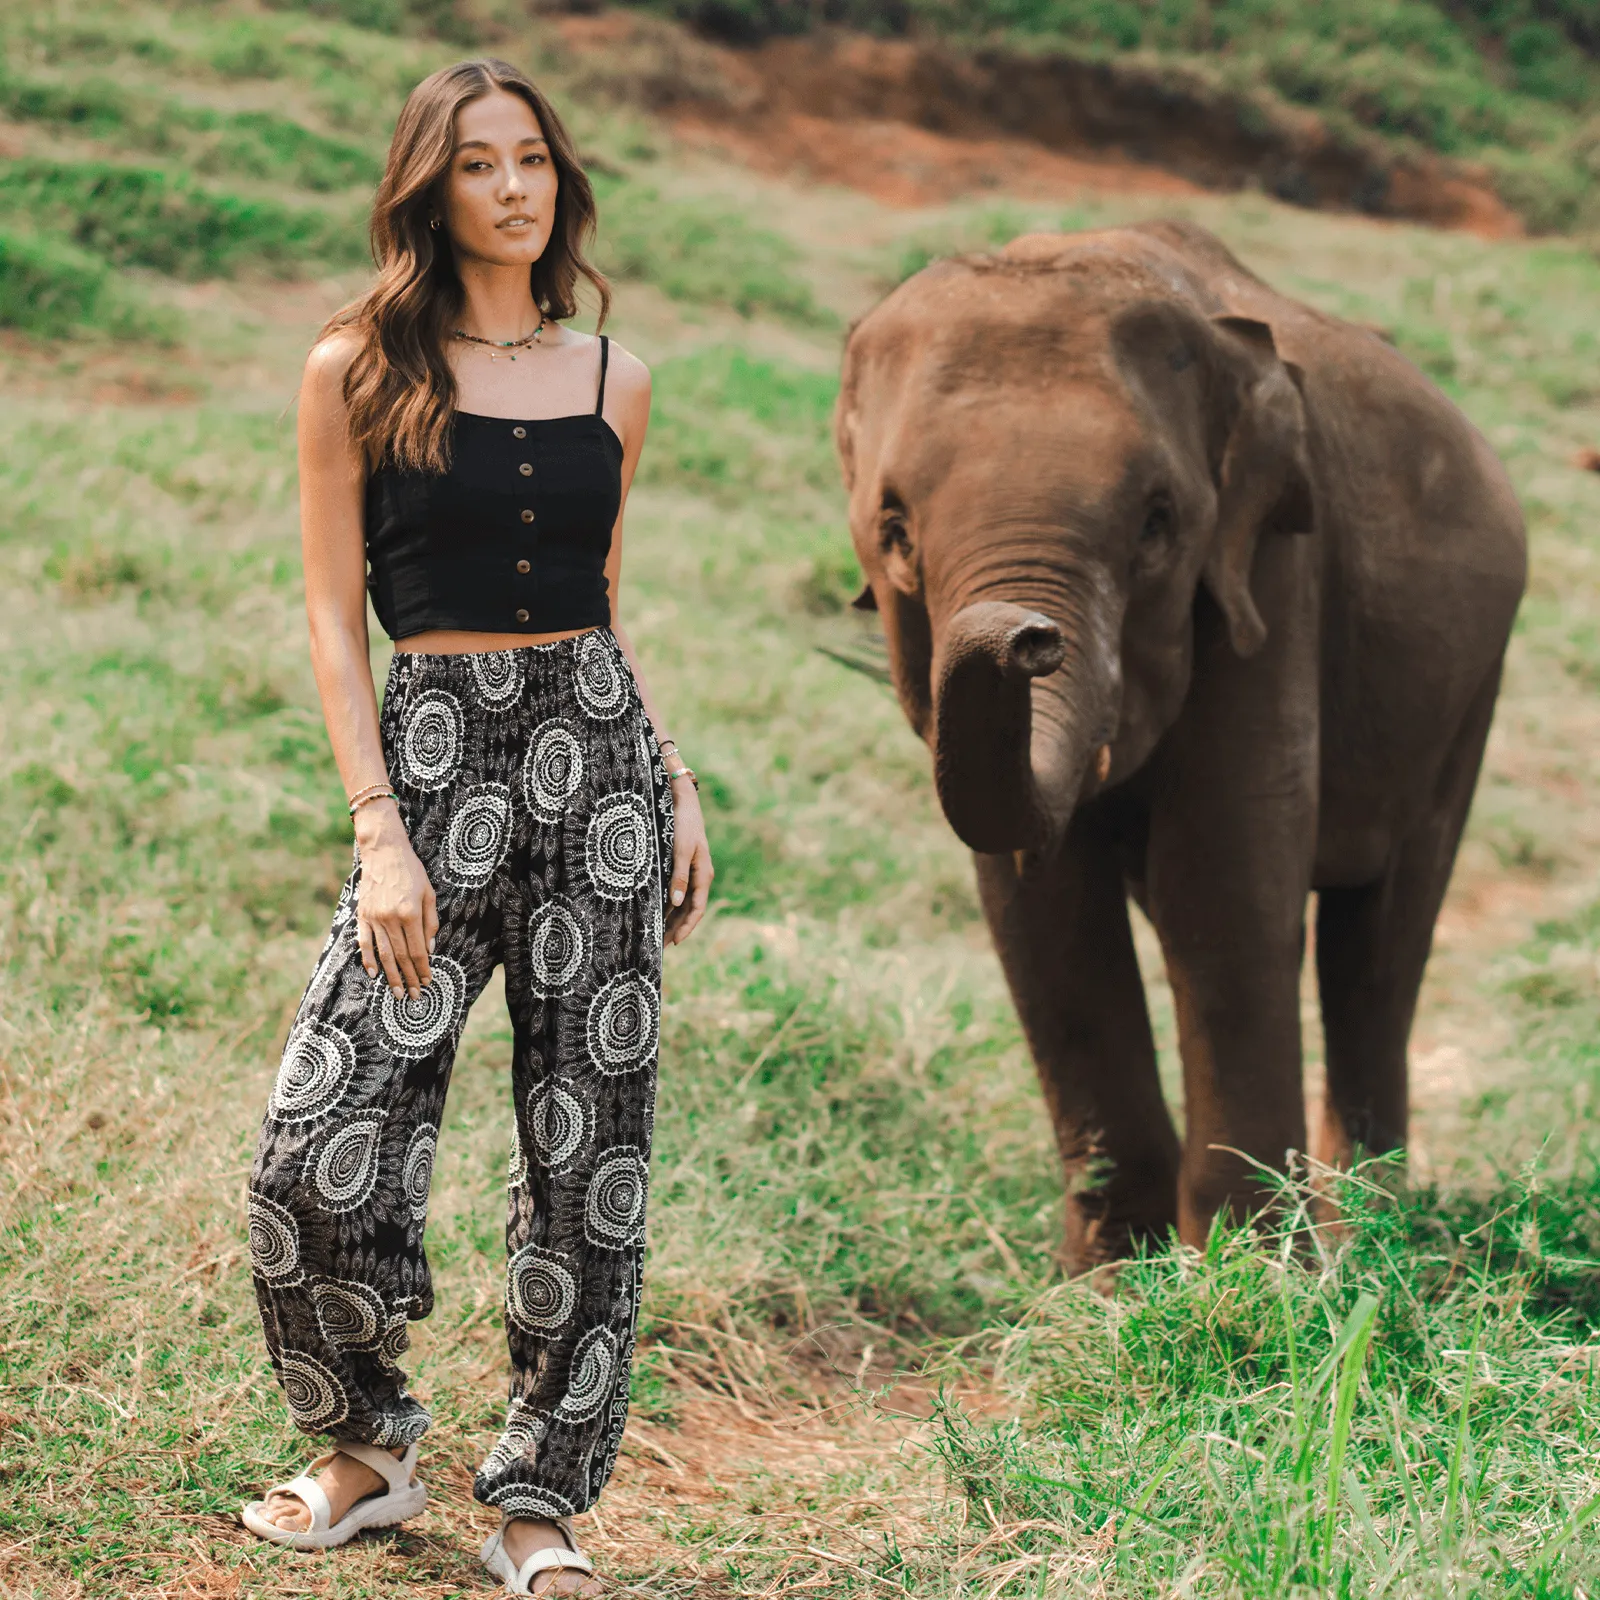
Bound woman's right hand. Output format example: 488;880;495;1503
352;801;439;999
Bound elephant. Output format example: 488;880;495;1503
835;218;1526;1272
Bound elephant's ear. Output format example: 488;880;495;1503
834;320;864;492
1204;314;1314;658
837;321;878;611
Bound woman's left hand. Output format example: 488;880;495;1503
665;777;712;945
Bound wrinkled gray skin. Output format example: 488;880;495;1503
836;220;1526;1271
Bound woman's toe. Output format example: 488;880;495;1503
264;1495;309;1531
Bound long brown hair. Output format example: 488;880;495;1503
321;58;610;474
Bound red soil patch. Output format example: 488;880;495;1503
556;14;1523;236
671;107;1203;208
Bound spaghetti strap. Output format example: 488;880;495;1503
595;335;610;416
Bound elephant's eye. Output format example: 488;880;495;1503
1139;499;1175;544
879;511;912;556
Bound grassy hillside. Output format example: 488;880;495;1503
1;1;1600;1596
645;0;1600;230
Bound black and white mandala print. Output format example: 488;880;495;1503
376;1311;411;1370
311;1276;387;1351
397;689;465;791
371;954;467;1059
523;718;585;824
309;1109;386;1213
470;649;525;710
248;1192;303;1287
278;1349;350;1430
506;1242;579;1333
372;1406;431;1447
554;1326;619;1423
402;1123;437;1224
585;970;658;1076
483;1483;578;1518
584;1145;648;1249
480;1396;549;1479
269;1019;358;1124
442;783;512;889
527;1077;593;1175
585;791;653;900
526;893;590;998
572;631;629;721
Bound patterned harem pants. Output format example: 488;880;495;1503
247;627;674;1519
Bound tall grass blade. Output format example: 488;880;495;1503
1321;1290;1380;1584
1444;1281;1489;1545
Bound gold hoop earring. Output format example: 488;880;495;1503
429;217;440;231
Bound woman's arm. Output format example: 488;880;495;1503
600;342;714;946
298;335;439;998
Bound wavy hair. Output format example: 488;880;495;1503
320;58;610;474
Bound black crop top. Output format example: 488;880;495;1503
364;335;622;640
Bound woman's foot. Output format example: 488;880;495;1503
499;1519;602;1596
258;1445;409;1532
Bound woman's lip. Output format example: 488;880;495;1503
499;216;534;228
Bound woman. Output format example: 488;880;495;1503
238;57;712;1595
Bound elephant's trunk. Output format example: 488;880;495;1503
931;590;1120;856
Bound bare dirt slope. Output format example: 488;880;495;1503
558;12;1525;233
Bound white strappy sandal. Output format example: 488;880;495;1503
480;1512;597;1594
240;1439;427;1550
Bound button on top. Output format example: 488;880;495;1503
515;608;530;623
520;508;535;524
516;559;531;574
512;425;526;439
518;462;533;477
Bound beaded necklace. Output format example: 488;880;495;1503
452;315;546;361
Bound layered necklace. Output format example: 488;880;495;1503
452;314;545;361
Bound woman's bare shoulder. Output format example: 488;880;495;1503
601;334;650;400
302;327;366;406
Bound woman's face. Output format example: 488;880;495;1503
439;88;559;268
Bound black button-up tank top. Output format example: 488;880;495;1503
364;335;622;640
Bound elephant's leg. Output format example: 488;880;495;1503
973;812;1180;1273
1144;540;1318;1246
1314;665;1503;1168
1145;823;1312;1247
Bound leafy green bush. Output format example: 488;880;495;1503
0;160;368;278
0;229;173;341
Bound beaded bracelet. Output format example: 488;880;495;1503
349;789;399;816
347;780;393;807
668;765;699;791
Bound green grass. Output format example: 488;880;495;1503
0;160;371;279
0;228;176;341
928;1163;1600;1596
0;68;383;191
1;3;1599;1597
